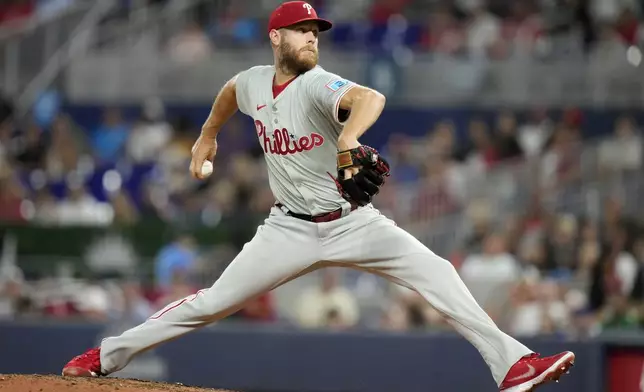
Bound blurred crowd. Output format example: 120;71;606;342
1;0;644;342
158;0;644;63
4;0;643;61
0;80;642;340
0;95;272;229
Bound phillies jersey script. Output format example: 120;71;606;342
236;65;354;215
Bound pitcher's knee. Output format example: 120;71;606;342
199;287;261;322
411;252;457;273
399;252;462;289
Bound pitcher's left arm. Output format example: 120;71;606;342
306;70;390;206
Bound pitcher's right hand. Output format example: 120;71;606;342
189;135;218;180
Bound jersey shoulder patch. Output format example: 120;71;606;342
325;79;349;92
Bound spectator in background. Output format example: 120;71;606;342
382;133;420;184
426;120;458;160
126;98;173;164
460;0;502;58
167;20;213;65
45;113;90;180
629;231;644;325
540;0;595;55
460;231;522;320
598;220;641;332
91;108;130;163
598;115;642;177
571;218;602;291
509;278;572;337
108;189;140;226
381;284;446;331
73;278;112;322
614;6;642;46
539;122;582;194
323;0;371;23
0;261;25;320
56;176;114;226
154;234;199;292
422;3;464;54
501;0;542;55
602;293;640;330
462;199;495;254
211;1;259;47
83;231;139;279
31;187;59;224
157;115;197;196
588;219;639;318
0;167;28;223
0;120;14;167
295;269;360;330
413;156;463;221
494;110;523;162
517;107;553;158
455;118;496;171
232;293;276;323
543;213;579;274
153;270;198;310
114;280;155;323
369;0;410;25
589;21;629;73
13;121;48;169
138;179;173;223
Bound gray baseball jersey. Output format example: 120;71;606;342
96;65;536;388
235;64;355;215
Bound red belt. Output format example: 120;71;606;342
275;203;358;223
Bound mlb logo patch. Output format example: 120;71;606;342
325;79;348;92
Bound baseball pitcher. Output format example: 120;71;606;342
63;2;574;391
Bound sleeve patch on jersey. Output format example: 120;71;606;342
325;79;349;92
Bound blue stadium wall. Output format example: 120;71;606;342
2;321;644;392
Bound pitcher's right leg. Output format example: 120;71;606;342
63;207;322;377
321;206;573;390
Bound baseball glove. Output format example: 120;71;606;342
334;145;390;206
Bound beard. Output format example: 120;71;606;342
278;41;318;75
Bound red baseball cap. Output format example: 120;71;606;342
268;1;332;33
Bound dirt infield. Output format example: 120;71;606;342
0;374;236;392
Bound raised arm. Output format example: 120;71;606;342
201;76;239;140
336;85;386;152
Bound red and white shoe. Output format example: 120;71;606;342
62;347;104;377
499;351;575;391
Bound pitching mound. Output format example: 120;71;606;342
0;374;236;392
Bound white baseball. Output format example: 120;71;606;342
201;160;214;177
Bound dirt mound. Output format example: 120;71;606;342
0;374;236;392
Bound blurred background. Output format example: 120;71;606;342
0;0;644;391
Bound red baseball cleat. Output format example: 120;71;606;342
500;351;575;391
62;347;104;377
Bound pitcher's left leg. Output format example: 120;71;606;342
323;206;574;389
